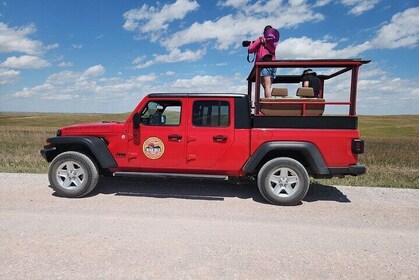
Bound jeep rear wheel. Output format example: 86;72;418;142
257;157;309;206
48;151;99;198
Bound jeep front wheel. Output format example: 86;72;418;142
257;157;309;206
48;151;99;198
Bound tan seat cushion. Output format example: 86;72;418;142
296;87;314;97
271;88;288;97
259;98;325;116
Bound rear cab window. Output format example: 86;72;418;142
192;100;230;127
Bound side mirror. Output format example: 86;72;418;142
133;113;141;129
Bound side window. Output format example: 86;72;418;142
192;101;230;127
140;100;181;126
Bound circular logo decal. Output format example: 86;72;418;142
143;137;165;160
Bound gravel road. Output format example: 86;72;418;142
0;173;418;280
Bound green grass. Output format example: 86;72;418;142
0;113;418;188
358;115;419;137
315;115;419;188
0;112;129;127
0;113;129;173
317;136;419;188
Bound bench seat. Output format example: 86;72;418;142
260;97;325;116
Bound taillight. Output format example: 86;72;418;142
352;139;364;154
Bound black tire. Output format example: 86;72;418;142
48;151;99;198
257;157;309;206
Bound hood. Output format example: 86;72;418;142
59;121;125;136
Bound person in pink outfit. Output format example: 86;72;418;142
248;25;279;98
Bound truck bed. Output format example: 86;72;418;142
252;115;358;129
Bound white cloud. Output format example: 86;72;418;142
46;43;59;50
83;65;105;78
132;56;146;65
16;66;106;98
275;6;418;58
341;0;381;16
162;1;324;50
314;0;332;7
58;61;73;67
123;0;199;36
42;94;78;101
14;83;54;97
133;48;206;69
132;74;158;83
71;44;83;49
46;71;80;85
166;65;419;115
155;48;206;63
357;70;419;114
122;0;415;68
171;74;245;93
124;0;323;51
277;36;371;59
134;60;155;69
0;68;20;84
0;22;46;55
217;0;249;9
172;75;220;89
10;61;418;115
307;64;419;115
371;7;419;49
0;55;50;69
13;65;158;102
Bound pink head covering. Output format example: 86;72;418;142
264;27;280;47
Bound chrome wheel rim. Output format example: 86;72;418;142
56;161;86;190
269;167;300;197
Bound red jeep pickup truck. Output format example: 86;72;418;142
41;59;369;205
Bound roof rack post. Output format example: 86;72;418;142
319;79;324;98
255;64;260;114
349;66;359;116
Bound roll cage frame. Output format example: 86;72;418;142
247;59;371;116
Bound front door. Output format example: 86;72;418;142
129;99;186;170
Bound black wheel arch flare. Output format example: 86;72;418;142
41;136;117;169
242;141;330;175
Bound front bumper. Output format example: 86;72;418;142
40;147;56;162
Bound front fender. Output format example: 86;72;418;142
41;136;117;169
242;141;329;175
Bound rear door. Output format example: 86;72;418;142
186;98;235;170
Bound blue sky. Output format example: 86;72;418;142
0;0;418;114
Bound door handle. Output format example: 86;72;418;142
213;135;227;143
188;135;197;142
168;134;182;142
187;154;196;161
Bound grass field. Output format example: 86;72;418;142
0;113;418;188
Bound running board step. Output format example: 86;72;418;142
113;171;228;180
